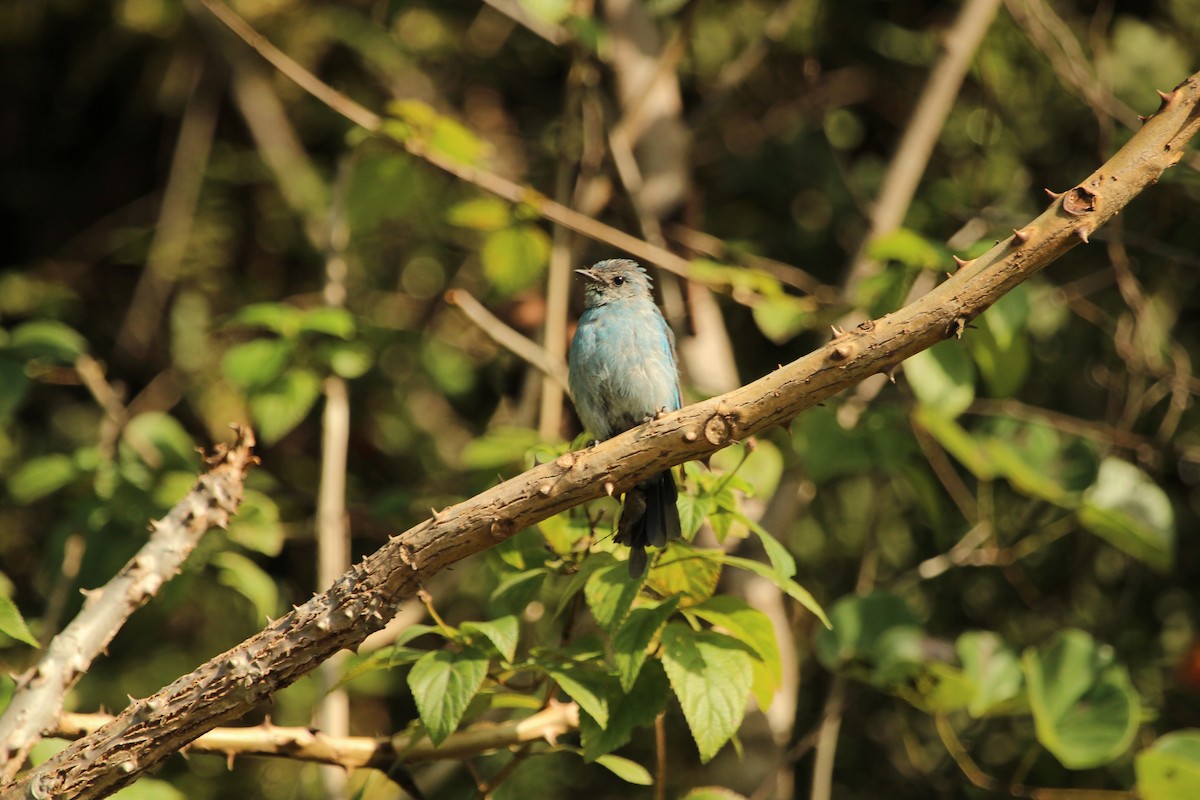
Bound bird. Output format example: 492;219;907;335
568;258;682;577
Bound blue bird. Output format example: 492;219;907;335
568;258;682;577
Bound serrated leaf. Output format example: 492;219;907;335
580;659;669;760
1079;457;1174;571
904;340;975;419
0;594;39;648
1024;630;1139;769
461;615;519;662
676;491;715;540
408;646;490;745
586;563;643;633
613;597;680;691
249;369;322;444
690;596;782;710
221;338;293;390
7;454;77;503
544;662;612;729
594;754;653;785
1136;730;1200;800
661;623;755;763
481;225;550;296
645;543;722;608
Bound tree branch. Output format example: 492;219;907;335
0;427;258;781
4;70;1196;799
49;703;579;771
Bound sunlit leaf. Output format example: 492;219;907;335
299;307;355;339
446;197;512;230
814;592;918;669
543;662;612;729
408;645;490;745
661;623;754;763
226;302;304;337
690;596;782;710
752;293;817;344
461;615;519;662
904;340;975;419
1136;730;1200;800
645;544;721;608
594;754;653;785
586;563;643;632
481;225;550;296
1079;458;1174;571
0;594;39;648
212;551;279;622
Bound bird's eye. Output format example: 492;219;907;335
613;275;625;286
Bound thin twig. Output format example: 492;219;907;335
446;289;571;393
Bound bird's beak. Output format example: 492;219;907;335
575;268;598;282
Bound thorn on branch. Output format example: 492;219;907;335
951;254;970;269
1076;227;1091;244
1010;228;1031;245
1044;187;1065;199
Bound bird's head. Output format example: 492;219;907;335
576;258;654;306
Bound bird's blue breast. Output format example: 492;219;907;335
569;298;679;440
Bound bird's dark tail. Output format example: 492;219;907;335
616;470;682;577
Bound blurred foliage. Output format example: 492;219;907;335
2;0;1200;798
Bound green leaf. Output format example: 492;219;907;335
914;408;997;480
1079;457;1174;571
211;551;279;622
867;228;945;271
967;285;1031;398
225;489;284;557
814;592;918;669
661;623;755;763
1136;730;1200;800
221;338;293;390
721;555;829;628
585;563;643;633
446;197;512;230
7;454;77;503
690;596;782;710
744;518;796;580
904;340;975;419
793;405;918;483
121;412;199;472
678;789;750;800
752;293;817;344
1024;630;1140;769
543;662;612;729
111;777;189;800
0;594;39;647
408;645;490;745
299;307;356;339
226;302;304;337
0;357;31;420
461;615;519;662
957;631;1024;717
594;754;653;786
249;369;322;444
613;597;680;692
325;342;373;379
8;320;88;362
481;225;550;296
645;544;722;607
460;426;541;471
580;659;669;760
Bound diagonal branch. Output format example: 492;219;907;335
4;71;1197;800
0;427;258;781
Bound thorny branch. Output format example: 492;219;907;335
4;65;1198;799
